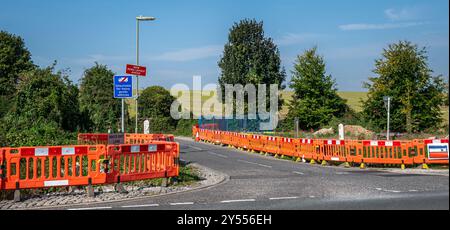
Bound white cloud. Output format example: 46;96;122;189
339;22;425;31
151;45;222;62
384;7;420;21
275;33;321;46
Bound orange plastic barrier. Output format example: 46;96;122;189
193;127;449;166
0;145;106;190
124;134;175;144
279;137;297;157
105;142;179;183
264;136;280;155
249;134;265;152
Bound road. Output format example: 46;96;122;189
53;138;449;210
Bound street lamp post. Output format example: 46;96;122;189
383;96;392;141
135;15;155;133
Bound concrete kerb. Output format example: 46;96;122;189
19;162;230;210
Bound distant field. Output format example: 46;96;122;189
126;90;449;126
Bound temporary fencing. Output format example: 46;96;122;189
192;127;449;166
0;134;179;192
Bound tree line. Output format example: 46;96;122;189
0;30;186;147
217;19;448;135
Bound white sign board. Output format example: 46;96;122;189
144;120;150;134
338;124;345;140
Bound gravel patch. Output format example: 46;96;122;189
0;163;226;210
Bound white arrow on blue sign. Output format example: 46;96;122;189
114;76;133;98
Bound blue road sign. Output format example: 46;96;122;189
114;76;133;98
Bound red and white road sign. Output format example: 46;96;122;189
126;64;147;76
119;76;129;83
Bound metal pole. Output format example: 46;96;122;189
121;99;125;133
295;118;299;138
135;19;139;133
387;97;390;141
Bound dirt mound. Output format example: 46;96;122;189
344;125;375;137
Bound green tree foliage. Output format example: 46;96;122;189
362;41;446;133
139;86;177;133
286;47;348;130
0;65;80;146
0;31;35;117
78;63;122;132
218;19;286;112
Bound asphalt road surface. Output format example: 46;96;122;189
53;138;449;210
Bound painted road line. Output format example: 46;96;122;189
220;199;256;203
237;159;272;168
269;197;298;200
309;196;316;198
68;207;112;210
121;204;159;208
292;171;304;175
408;190;419;192
208;151;228;158
189;146;203;151
170;202;194;206
336;172;350;175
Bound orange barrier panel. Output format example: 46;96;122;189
0;145;106;190
300;139;315;160
319;140;349;163
105;142;179;183
124;134;175;144
249;134;265;152
264;136;280;155
279;137;297;157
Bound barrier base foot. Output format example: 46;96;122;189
321;160;328;166
115;183;128;194
87;185;95;198
360;163;366;169
310;159;316;165
422;164;429;170
296;157;301;162
13;189;21;202
274;154;279;158
401;164;406;170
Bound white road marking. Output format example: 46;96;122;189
170;202;194;206
68;207;112;210
121;204;159;208
269;197;298;200
189;146;203;151
292;171;304;175
408;190;419;192
220;199;256;203
208;151;228;158
336;172;350;175
309;196;316;198
386;190;402;193
237;159;272;168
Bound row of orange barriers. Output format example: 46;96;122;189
0;135;179;191
193;127;449;166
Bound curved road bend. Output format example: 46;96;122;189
55;138;448;210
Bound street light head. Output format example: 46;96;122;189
136;16;156;21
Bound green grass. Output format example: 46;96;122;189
127;89;449;126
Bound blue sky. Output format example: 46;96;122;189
1;0;448;91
